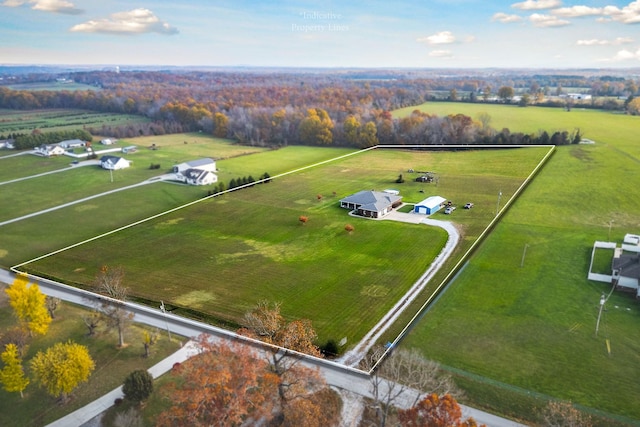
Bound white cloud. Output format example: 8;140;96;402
492;12;523;23
417;31;456;45
602;1;640;24
600;47;640;61
428;50;453;58
529;13;571;27
577;37;633;46
552;6;602;17
2;0;82;14
70;8;179;35
512;0;561;11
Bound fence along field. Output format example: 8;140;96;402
18;146;547;349
394;104;640;423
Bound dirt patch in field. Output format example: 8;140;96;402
570;146;594;162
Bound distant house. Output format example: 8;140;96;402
0;139;14;149
100;155;130;170
100;138;116;145
182;168;217;186
414;196;446;215
173;158;217;174
339;190;402;218
34;144;65;157
122;146;137;154
588;234;640;298
58;139;86;149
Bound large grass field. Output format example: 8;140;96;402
393;103;640;424
15;147;546;347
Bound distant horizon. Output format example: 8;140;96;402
2;1;640;69
2;63;640;73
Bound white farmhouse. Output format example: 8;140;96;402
100;155;131;170
182;168;218;186
173;158;216;174
34;144;66;157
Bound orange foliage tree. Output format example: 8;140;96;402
156;336;278;427
398;393;484;427
239;301;328;422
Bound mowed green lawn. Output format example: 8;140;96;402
397;104;640;422
0;139;355;268
19;148;545;346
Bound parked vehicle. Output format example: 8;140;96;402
464;203;474;209
444;206;456;214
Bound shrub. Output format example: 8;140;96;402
122;370;154;404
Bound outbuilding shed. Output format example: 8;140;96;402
414;196;446;215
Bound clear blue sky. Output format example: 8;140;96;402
1;0;639;68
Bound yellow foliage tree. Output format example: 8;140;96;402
30;341;95;402
299;108;333;145
0;343;29;398
5;274;52;337
213;112;229;138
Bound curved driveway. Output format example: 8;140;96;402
339;211;460;366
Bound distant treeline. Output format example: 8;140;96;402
0;70;627;148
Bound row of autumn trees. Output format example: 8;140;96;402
0;266;153;404
0;275;94;402
0;70;584;148
155;300;486;427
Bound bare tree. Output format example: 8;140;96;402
45;296;61;319
93;266;134;348
541;400;592;427
82;311;102;337
362;346;459;427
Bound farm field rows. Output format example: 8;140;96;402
0;108;148;135
394;103;640;423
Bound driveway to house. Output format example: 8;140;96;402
339;209;460;366
0;268;526;427
0;158;101;187
0;170;178;227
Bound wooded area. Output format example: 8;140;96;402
3;69;634;148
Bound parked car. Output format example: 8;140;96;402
444;206;456;214
464;203;474;209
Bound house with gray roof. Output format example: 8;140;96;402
173;158;216;174
339;190;402;218
100;155;130;170
181;168;217;186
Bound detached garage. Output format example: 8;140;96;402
414;196;446;215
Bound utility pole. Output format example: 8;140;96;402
520;244;529;267
595;293;606;336
608;219;614;241
160;301;172;341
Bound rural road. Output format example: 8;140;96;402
0;268;527;427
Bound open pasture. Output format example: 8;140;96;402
393;102;640;158
398;105;640;422
0;140;354;268
20;147;547;346
0;108;148;135
5;81;100;91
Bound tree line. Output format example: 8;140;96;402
1;70;626;148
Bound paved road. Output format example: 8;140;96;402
0;269;527;427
